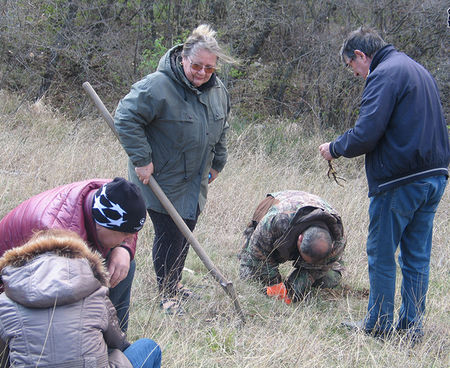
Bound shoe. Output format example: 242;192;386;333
341;319;392;338
396;328;424;346
160;297;184;316
177;284;200;301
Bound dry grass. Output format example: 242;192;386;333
1;90;449;367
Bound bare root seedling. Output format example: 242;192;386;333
327;160;347;187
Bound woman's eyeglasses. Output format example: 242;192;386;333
188;57;216;74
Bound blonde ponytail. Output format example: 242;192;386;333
182;24;235;64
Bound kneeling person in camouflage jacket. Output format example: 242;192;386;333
239;190;346;302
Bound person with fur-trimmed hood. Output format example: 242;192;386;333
0;229;161;368
0;177;147;332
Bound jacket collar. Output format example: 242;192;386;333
369;44;395;74
273;206;345;263
161;44;217;94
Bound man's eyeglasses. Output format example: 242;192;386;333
188;57;216;74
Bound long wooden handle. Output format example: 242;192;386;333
82;81;245;323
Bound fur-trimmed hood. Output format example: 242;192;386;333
0;229;110;308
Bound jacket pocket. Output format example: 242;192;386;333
154;157;169;176
207;106;226;145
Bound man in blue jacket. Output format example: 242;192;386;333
319;27;449;341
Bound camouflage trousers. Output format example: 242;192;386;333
239;227;342;301
285;267;342;302
239;261;342;302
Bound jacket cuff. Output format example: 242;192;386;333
211;159;226;172
329;142;341;159
133;157;152;168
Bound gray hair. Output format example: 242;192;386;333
181;24;235;64
300;226;333;263
340;27;387;63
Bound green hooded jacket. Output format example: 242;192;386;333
114;45;230;219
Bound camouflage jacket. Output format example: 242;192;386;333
239;190;346;285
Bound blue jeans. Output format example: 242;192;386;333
365;175;447;333
123;338;162;368
109;259;136;332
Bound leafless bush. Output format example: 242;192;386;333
0;0;447;129
227;0;448;130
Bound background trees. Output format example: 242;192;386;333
0;4;449;365
1;0;448;128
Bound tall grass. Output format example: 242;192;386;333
1;91;449;367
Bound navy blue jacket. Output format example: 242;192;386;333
330;45;449;196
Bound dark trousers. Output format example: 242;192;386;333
108;258;135;333
148;209;199;297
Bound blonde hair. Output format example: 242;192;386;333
182;24;235;64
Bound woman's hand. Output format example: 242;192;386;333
208;168;219;184
135;162;154;185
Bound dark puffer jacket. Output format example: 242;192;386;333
0;230;132;367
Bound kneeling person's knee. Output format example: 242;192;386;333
315;270;342;289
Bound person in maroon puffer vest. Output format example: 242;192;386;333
0;177;147;333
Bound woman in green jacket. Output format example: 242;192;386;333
114;24;234;314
